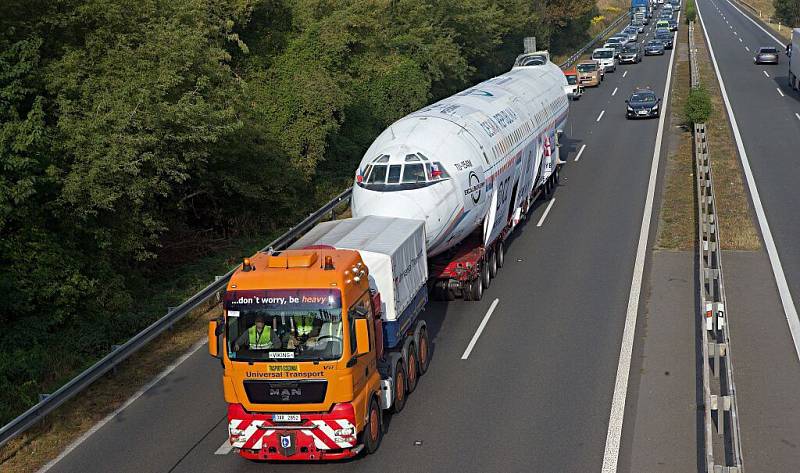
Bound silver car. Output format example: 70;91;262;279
755;46;779;64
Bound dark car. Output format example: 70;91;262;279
668;18;678;31
755;46;780;64
645;39;666;55
626;88;662;119
619;43;643;64
655;31;674;49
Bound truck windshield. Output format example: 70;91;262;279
224;289;343;362
593;50;614;59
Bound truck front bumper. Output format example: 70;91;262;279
227;403;361;461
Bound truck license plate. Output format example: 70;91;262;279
273;414;301;422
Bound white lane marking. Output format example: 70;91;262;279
597;110;606;122
601;11;679;473
537;198;556;227
574;144;587;162
739;37;743;42
796;113;800;121
612;87;618;96
461;299;500;359
730;25;733;29
698;0;800;362
734;31;738;35
215;440;234;455
722;0;784;46
623;70;629;78
38;339;209;473
777;88;785;97
745;46;750;51
763;70;770;77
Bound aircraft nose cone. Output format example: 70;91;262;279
353;191;428;223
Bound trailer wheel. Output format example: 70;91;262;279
481;261;491;290
469;277;484;301
363;397;383;454
391;359;407;413
497;242;505;269
406;344;419;394
489;250;498;279
417;327;430;374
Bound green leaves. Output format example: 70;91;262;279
684;85;712;125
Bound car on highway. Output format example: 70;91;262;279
605;41;624;58
626;88;662;119
671;0;681;10
668;18;678;31
622;26;639;43
632;20;645;33
655;30;674;49
592;47;618;73
605;36;627;48
619;43;643;64
644;39;666;55
755;46;780;64
656;20;670;30
577;60;603;87
562;68;583;100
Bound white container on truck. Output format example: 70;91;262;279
790;29;800;92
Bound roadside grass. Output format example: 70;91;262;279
694;20;762;250
731;0;793;41
657;24;696;250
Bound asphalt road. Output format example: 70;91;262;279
44;19;682;473
695;0;800;469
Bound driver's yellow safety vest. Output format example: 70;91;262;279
294;315;314;336
248;326;271;349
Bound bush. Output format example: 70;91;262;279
685;0;697;23
774;0;800;27
684;85;712;124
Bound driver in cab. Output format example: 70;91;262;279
233;315;274;350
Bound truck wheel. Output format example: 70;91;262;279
489;250;498;279
363;398;382;454
470;277;484;301
406;345;419;394
481;261;491;290
392;359;407;413
417;327;430;374
496;241;505;269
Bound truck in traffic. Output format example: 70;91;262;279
790;28;800;92
631;0;650;20
209;52;570;462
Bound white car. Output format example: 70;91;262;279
592;48;618;73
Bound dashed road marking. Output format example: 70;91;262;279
777;88;784;97
574;144;587;162
764;70;770;77
537;198;556;227
623;70;628;78
612;87;618;96
745;46;750;51
596;110;606;122
461;298;500;360
796;113;800;121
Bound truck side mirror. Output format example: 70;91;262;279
208;317;223;358
355;318;370;356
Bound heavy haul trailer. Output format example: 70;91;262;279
208;216;431;461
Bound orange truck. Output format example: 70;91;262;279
209;216;430;461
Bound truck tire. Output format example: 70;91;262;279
417;327;430;374
391;359;407;413
363;398;383;454
406;344;419;394
497;241;505;269
466;277;483;301
481;261;491;290
489;250;498;279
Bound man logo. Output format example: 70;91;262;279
464;171;484;204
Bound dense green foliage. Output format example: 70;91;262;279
684;85;712;124
0;0;597;424
774;0;799;27
685;0;696;23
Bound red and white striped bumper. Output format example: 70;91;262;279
227;403;360;461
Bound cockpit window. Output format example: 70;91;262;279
375;155;389;163
387;164;402;183
402;164;426;183
367;165;387;183
405;154;420;162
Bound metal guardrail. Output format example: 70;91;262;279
559;12;629;68
0;187;353;448
0;17;644;448
688;21;745;473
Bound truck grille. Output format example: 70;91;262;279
243;380;328;404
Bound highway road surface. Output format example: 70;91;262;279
42;19;686;473
695;0;800;470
